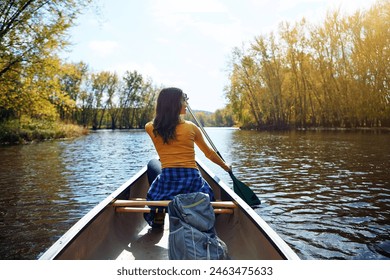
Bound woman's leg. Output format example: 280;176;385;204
146;158;161;185
145;159;165;228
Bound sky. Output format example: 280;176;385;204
62;0;378;112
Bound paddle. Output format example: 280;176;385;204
186;103;261;207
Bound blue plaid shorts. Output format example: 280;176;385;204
144;167;215;228
146;167;215;201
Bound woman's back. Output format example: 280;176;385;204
145;120;198;169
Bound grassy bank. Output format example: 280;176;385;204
0;118;89;145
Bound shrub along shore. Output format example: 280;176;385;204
0;119;89;145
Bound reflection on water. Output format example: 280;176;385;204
0;129;389;259
0;130;156;259
197;129;390;260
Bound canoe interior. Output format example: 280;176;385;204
41;161;298;260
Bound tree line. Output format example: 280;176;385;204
0;0;231;135
225;0;389;129
0;0;158;130
1;1;388;140
59;66;160;129
55;66;234;129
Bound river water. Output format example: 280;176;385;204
0;129;389;260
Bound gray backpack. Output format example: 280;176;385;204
167;192;229;260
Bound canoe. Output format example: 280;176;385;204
39;159;300;260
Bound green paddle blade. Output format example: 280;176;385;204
230;172;261;207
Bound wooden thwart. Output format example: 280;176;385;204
116;207;233;214
113;199;236;214
113;199;237;208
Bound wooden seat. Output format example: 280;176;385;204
113;199;236;214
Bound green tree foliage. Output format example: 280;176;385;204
0;1;160;135
119;70;144;129
71;69;159;130
212;107;235;127
225;0;389;129
186;107;235;127
58;61;89;121
0;0;91;121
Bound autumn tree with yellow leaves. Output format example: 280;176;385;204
226;0;389;129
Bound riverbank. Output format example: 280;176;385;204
0;119;89;145
296;126;390;133
241;124;390;133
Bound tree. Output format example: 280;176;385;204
0;0;92;122
252;33;288;128
135;81;158;128
213;107;235;127
119;71;144;128
226;47;263;129
280;19;319;127
105;72;120;129
225;0;389;129
58;62;89;121
90;71;113;129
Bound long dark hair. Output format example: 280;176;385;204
153;87;184;143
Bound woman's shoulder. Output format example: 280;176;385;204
145;121;154;131
182;120;201;133
183;120;197;128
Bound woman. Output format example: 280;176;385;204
144;87;231;227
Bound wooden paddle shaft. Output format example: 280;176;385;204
186;103;223;160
